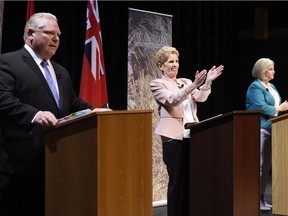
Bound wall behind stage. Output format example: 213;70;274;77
2;1;288;121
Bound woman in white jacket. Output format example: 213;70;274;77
150;46;223;216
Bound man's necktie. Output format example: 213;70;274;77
41;60;60;107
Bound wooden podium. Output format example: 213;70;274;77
44;110;153;216
187;110;261;216
270;113;288;215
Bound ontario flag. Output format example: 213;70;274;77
26;0;35;22
80;0;108;108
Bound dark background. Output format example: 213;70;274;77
2;1;288;120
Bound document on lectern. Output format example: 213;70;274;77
57;108;112;124
57;109;93;124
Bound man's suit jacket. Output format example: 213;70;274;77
150;75;211;140
0;47;94;175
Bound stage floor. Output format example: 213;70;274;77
153;175;281;216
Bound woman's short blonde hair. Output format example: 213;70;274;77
252;58;274;79
155;46;179;67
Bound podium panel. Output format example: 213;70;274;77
188;110;261;216
45;110;153;216
270;114;288;215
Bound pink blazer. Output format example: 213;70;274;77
150;75;211;140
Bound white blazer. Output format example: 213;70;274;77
150;75;211;140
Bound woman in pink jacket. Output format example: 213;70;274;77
150;46;223;216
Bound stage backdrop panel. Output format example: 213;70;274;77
0;1;4;53
127;8;172;202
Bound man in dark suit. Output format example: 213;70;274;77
0;12;98;216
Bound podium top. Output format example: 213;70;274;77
47;109;154;131
185;110;262;129
270;113;288;124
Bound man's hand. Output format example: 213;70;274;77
34;111;58;128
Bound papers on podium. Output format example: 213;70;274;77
57;108;112;124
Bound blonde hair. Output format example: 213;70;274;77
252;58;274;79
155;46;179;67
23;12;58;41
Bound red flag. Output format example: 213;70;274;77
80;0;108;108
26;0;35;22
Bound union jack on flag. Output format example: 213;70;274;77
80;0;108;108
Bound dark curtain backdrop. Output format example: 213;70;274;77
2;1;288;120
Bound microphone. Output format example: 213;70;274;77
176;81;184;89
266;88;269;92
